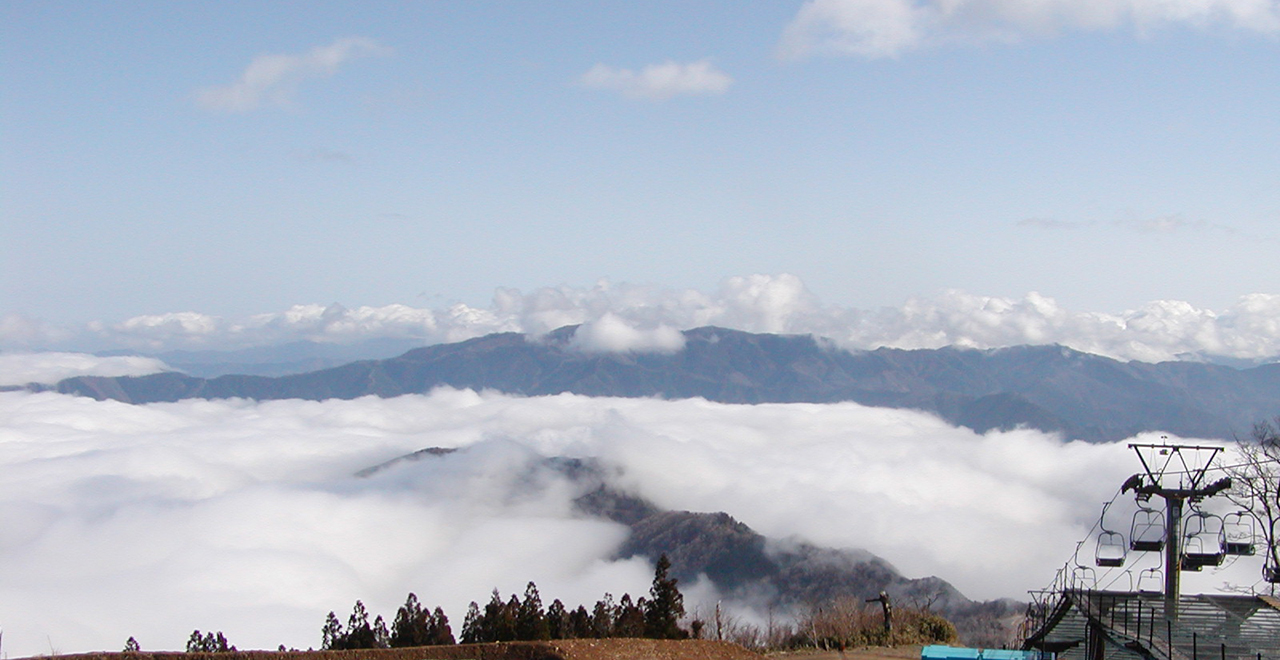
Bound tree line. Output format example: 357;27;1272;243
129;552;964;653
321;554;686;650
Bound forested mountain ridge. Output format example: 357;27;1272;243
359;448;1018;646
41;325;1280;442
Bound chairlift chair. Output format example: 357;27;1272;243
1071;565;1098;591
1136;567;1163;593
1130;506;1166;552
1181;509;1226;568
1095;531;1126;567
1222;511;1256;556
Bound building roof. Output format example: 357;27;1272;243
1022;590;1280;660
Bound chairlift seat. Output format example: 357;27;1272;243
1223;512;1256;556
1094;531;1126;568
1130;508;1165;552
1224;541;1256;556
1182;510;1226;566
1136;568;1162;593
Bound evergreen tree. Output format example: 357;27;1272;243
321;611;344;650
123;637;140;653
590;593;615;638
480;590;508;642
185;630;233;653
391;593;429;647
460;602;483;644
428;606;456;645
345;600;377;649
500;594;521;641
372;615;390;649
568;605;593;639
546;599;569;639
515;582;550;641
613;594;646;637
644;554;686;639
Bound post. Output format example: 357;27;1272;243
1165;497;1183;620
866;591;892;643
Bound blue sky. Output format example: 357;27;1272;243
4;1;1280;327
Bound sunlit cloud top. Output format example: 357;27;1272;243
5;276;1280;364
0;386;1172;656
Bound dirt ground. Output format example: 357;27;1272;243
765;645;923;660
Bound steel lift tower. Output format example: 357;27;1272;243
1123;443;1232;620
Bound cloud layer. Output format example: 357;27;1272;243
779;0;1280;59
195;37;391;112
0;352;172;387
5;276;1280;364
579;60;732;100
0;387;1261;656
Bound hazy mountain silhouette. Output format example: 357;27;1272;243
45;325;1280;442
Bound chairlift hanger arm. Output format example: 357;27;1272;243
1131;476;1231;500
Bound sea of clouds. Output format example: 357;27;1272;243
3;276;1275;655
4;275;1280;365
0;384;1264;657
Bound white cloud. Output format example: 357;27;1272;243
8;275;1280;363
579;60;732;100
0;388;1257;656
0;352;171;386
195;37;391;112
778;0;1280;59
569;313;686;354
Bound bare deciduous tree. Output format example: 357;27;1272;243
1225;418;1280;591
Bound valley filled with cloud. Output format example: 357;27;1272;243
0;380;1261;657
8;1;1280;655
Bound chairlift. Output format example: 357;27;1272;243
1222;511;1256;556
1095;531;1126;567
1136;567;1163;593
1093;501;1126;567
1130;505;1165;552
1181;509;1226;568
1071;565;1098;591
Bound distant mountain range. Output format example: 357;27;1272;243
37;325;1280;442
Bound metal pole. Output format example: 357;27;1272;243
1165;498;1184;620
